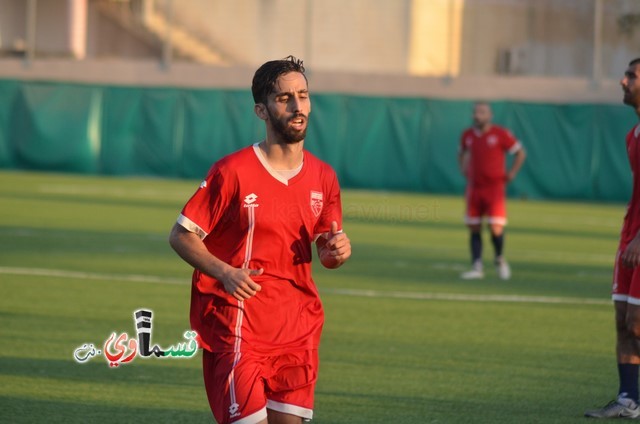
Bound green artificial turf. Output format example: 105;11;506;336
0;170;624;423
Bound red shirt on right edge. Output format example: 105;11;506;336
621;124;640;244
459;125;522;187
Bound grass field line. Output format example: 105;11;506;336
37;184;189;200
327;288;610;305
0;266;186;285
0;266;610;306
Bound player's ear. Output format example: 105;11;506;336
254;103;268;121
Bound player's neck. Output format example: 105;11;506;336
258;139;304;170
474;123;492;133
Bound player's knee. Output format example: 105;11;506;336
616;317;628;334
625;319;640;339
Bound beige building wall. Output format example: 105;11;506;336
150;0;298;65
0;0;26;52
152;0;411;74
407;0;463;77
310;0;410;74
1;0;639;79
457;0;640;78
459;0;535;76
0;0;70;57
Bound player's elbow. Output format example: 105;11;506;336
517;147;527;161
168;224;186;253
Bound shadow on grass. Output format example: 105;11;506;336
0;356;202;388
0;395;212;423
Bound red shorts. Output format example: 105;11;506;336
613;243;640;304
465;183;507;226
202;349;318;424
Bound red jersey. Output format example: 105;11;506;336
621;124;640;244
459;125;521;187
177;144;342;355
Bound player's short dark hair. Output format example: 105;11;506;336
251;55;307;105
629;58;640;67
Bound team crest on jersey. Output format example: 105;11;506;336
310;191;323;217
487;135;498;146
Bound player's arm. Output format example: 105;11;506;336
506;146;526;182
315;221;351;269
169;223;263;300
458;149;469;178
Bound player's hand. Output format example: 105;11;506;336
622;237;640;268
219;267;263;301
320;221;351;268
505;169;520;183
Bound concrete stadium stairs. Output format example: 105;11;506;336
95;0;230;65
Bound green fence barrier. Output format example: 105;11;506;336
0;79;636;201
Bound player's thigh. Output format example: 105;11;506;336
266;409;303;424
464;187;483;225
264;350;318;420
486;184;507;226
614;245;634;303
613;245;640;335
615;300;629;332
202;350;268;424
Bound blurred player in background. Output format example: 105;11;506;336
458;101;526;280
586;58;640;419
169;56;351;424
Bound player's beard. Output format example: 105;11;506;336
268;108;307;144
473;117;490;130
623;90;638;107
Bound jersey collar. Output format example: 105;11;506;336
252;143;305;186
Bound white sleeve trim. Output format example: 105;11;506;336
176;214;208;240
508;141;522;155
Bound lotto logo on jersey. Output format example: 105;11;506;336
244;193;259;208
310;191;323;217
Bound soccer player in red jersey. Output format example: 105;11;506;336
169;56;351;424
586;58;640;418
458;102;526;280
